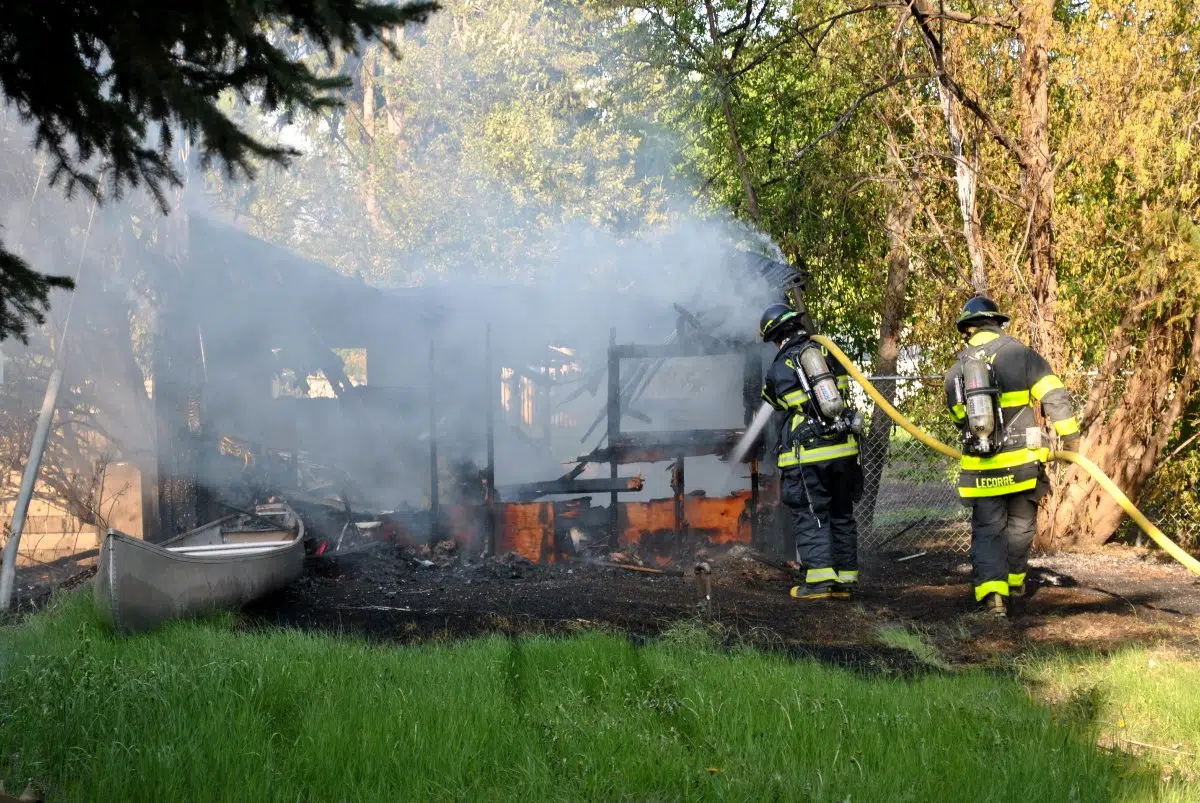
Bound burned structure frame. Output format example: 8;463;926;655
567;317;770;555
144;217;803;564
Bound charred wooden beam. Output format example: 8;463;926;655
610;342;746;360
498;475;644;502
485;323;497;555
578;429;744;465
607;327;620;547
672;304;727;349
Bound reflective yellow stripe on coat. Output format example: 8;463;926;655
778;435;859;468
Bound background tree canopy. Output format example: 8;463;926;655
0;0;436;343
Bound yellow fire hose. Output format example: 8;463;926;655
811;335;1200;576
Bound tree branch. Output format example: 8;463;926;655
789;74;930;163
906;0;1031;167
732;4;895;78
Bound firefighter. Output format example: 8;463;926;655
944;296;1081;616
759;303;864;600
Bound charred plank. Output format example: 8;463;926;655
498;475;645;502
578;429;744;464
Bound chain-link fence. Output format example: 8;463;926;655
1117;480;1200;551
852;376;971;553
857;431;970;554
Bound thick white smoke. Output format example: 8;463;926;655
0;0;793;535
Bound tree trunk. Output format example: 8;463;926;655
939;89;987;293
361;49;382;234
859;186;918;536
702;0;761;223
719;93;761;224
1040;310;1200;549
383;27;407;139
1017;0;1060;367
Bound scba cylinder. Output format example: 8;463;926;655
963;357;996;440
799;345;844;420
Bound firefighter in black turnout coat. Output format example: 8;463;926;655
944;296;1081;616
759;304;864;600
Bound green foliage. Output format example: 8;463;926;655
615;0;901;353
0;593;1186;800
0;251;73;345
1054;0;1200;373
216;0;675;284
0;0;438;341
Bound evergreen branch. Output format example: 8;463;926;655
0;0;439;341
0;249;75;345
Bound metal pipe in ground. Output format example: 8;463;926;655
695;561;713;619
0;367;65;611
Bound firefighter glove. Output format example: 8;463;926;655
1060;435;1082;453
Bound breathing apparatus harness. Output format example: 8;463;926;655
788;335;865;440
952;330;1055;459
953;347;1004;457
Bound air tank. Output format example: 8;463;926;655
963;357;996;440
798;345;844;420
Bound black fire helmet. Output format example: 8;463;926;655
758;303;804;343
955;295;1010;334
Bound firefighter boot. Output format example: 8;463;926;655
790;582;836;600
979;591;1007;618
831;570;857;599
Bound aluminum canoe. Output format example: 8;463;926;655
93;502;305;635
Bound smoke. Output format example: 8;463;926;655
0;0;792;537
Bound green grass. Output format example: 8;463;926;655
0;594;1192;802
875;624;952;671
1025;647;1200;783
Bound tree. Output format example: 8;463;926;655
1037;0;1200;547
0;0;437;342
208;0;676;285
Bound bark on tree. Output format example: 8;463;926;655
905;0;990;294
1016;0;1060;368
859;184;918;535
1039;310;1200;549
360;48;383;234
382;29;407;140
702;0;761;223
939;90;987;293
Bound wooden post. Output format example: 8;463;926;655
428;340;439;539
484;324;497;556
672;455;686;555
744;346;763;546
607;327;620;548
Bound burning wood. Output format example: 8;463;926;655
498;474;644;502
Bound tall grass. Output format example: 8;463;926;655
0;594;1185;801
1026;647;1200;783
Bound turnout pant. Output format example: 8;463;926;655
780;456;862;585
969;489;1040;601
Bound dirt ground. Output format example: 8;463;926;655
239;541;1200;670
10;542;1199;670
